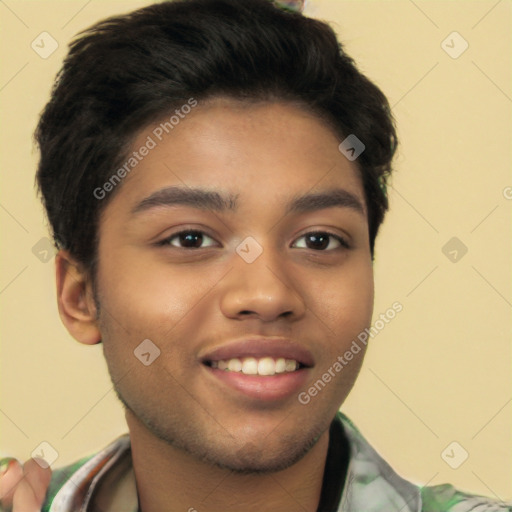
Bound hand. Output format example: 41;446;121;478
0;457;52;512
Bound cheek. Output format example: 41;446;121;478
301;260;374;342
95;253;227;353
300;262;373;404
97;253;196;322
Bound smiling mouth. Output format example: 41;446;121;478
203;356;306;376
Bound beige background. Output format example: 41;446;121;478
1;0;511;501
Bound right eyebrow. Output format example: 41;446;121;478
130;186;239;216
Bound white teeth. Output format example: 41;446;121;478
241;357;258;375
285;359;297;372
275;358;286;373
209;356;300;375
258;357;275;376
228;358;242;372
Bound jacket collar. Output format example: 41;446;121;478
337;413;421;512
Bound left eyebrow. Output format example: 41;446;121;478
130;186;365;217
286;188;365;217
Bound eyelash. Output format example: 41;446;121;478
156;229;350;251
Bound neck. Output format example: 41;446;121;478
126;410;330;512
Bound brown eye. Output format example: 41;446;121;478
292;231;349;251
159;230;217;249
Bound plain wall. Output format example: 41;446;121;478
1;0;510;501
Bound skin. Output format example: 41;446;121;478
0;458;51;511
1;98;374;511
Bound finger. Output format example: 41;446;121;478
21;459;52;506
11;475;40;512
0;458;23;509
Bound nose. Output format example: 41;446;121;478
219;244;306;323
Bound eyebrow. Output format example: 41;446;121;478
131;187;238;214
130;186;365;217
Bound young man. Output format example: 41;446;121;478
0;0;509;510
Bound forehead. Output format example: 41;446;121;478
104;98;366;216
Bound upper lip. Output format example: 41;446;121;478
199;337;315;367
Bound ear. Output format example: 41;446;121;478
55;250;101;345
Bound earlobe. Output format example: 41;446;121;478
55;250;101;345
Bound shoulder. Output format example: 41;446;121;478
421;484;512;512
335;412;512;512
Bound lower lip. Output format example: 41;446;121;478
203;365;310;402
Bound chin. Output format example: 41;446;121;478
147;409;324;475
200;432;322;475
120;387;332;475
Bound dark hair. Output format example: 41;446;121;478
35;0;397;278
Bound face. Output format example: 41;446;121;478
92;98;374;473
